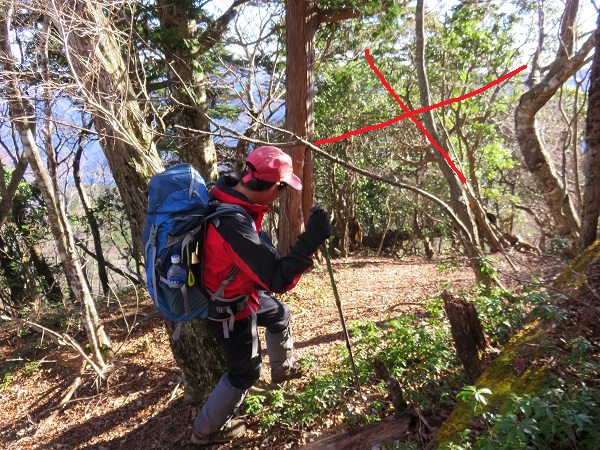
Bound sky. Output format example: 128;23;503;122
2;0;597;184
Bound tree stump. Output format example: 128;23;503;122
441;291;488;382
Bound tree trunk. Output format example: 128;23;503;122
0;233;25;310
581;12;600;249
376;197;392;257
279;0;314;253
0;152;28;230
0;8;112;367
74;135;110;298
279;2;378;253
413;210;434;260
515;0;593;242
48;0;163;263
150;0;256;400
414;0;496;286
164;319;226;402
10;191;64;304
29;240;64;304
434;242;599;448
155;0;225;179
303;1;318;220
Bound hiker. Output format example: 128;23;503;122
191;146;332;446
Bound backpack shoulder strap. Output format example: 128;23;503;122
208;202;254;228
199;201;254;299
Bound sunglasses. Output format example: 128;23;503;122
276;182;288;190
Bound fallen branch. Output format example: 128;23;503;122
0;314;105;379
34;360;87;436
166;380;182;405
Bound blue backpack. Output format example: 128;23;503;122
142;164;248;339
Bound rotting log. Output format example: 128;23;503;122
299;414;414;450
442;291;488;382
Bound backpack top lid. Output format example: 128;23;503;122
146;164;210;219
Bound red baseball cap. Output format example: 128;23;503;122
241;146;303;191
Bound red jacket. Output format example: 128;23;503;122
202;176;314;320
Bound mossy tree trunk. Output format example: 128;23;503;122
164;319;226;403
431;321;551;448
433;242;600;448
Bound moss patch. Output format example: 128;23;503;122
431;320;552;448
553;240;600;289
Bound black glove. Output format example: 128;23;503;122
292;207;332;256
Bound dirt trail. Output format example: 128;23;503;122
0;253;551;449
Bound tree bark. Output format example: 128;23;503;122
279;3;386;253
279;0;314;253
581;12;600;249
515;0;593;241
164;319;226;402
48;0;163;262
442;291;488;382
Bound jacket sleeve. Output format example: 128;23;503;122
213;212;313;293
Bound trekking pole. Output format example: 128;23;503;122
321;241;365;400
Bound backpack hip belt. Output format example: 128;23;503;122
205;266;252;339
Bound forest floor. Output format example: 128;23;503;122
0;252;566;450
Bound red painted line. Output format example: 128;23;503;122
314;49;527;184
364;49;466;183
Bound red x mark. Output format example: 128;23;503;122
315;49;527;184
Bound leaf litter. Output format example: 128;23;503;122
0;253;556;449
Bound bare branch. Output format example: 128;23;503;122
0;314;105;378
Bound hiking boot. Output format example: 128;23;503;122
271;360;306;384
190;418;246;445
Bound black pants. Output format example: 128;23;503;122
205;291;291;390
